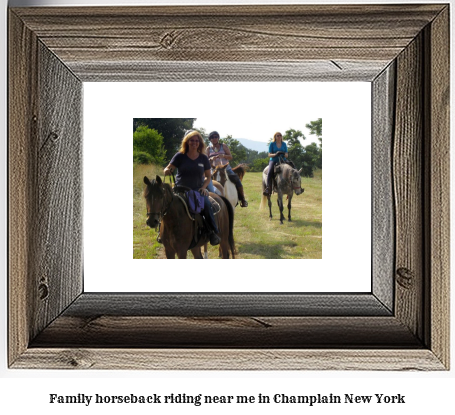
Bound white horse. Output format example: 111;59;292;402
202;164;248;258
260;163;304;224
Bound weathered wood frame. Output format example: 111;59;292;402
8;5;449;370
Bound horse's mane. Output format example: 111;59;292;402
232;163;248;180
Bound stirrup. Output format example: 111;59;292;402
240;199;248;207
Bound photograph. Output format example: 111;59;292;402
134;118;322;260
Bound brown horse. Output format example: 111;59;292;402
212;163;248;187
144;175;235;259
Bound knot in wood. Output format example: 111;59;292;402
160;31;180;49
48;131;59;142
38;281;49;300
396;267;414;289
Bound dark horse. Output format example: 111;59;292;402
144;175;236;258
260;163;304;224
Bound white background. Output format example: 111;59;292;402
1;0;454;413
84;82;371;292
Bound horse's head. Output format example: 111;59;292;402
291;168;305;195
143;175;168;228
212;164;228;187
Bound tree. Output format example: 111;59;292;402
133;126;166;165
300;142;321;177
306;118;322;147
283;129;306;169
250;157;269;172
221;135;247;166
281;127;323;176
133;118;196;157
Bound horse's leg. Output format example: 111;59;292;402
267;196;273;220
164;246;176;259
287;194;293;221
191;247;204;259
219;240;230;258
277;195;285;224
176;249;188;259
203;243;208;259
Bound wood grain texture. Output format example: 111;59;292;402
372;63;395;312
31;316;421;348
33;42;83;338
70;61;388;82
393;34;424;340
60;293;392;317
8;11;39;366
425;6;450;368
11;5;445;82
8;4;450;370
13;349;445;371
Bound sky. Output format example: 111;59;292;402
190;82;329;145
191;82;324;144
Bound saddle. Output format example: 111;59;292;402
172;187;221;249
271;159;295;193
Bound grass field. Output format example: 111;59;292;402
133;164;322;259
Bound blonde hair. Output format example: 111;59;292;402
179;131;205;154
273;132;283;142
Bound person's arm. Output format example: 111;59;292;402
268;143;275;158
163;164;176;176
221;144;233;161
199;169;211;195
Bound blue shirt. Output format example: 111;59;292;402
170;152;211;191
269;141;288;162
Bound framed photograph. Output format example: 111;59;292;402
8;4;449;370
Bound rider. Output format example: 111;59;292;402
263;132;288;196
206;131;248;207
163;130;221;246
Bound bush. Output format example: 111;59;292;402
133;126;166;165
133;150;154;165
250;157;270;172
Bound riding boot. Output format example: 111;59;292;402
237;186;248;207
209;231;221;246
202;195;220;245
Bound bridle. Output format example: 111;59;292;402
289;171;302;192
146;176;174;223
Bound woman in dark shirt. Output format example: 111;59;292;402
163;131;221;246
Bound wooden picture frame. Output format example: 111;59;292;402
8;4;449;370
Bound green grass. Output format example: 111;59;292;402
133;165;322;259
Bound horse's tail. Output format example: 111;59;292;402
259;175;267;210
220;195;236;258
259;194;267;210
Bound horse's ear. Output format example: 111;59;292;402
155;175;162;185
297;168;303;175
144;176;151;186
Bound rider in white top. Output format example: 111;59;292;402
207;131;248;207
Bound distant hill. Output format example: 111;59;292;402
235;138;269;153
